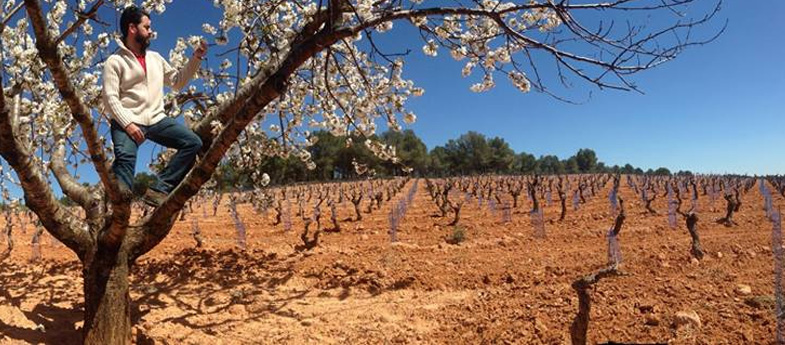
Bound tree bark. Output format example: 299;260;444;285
686;212;703;260
448;200;463;226
716;193;738;227
352;199;363;221
570;266;619;345
190;218;204;248
644;192;658;215
559;191;567;221
329;201;340;232
528;185;540;213
273;200;283;225
82;246;132;345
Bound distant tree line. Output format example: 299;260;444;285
242;130;694;184
128;129;691;191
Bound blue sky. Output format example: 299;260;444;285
391;1;784;175
150;0;782;175
2;0;783;200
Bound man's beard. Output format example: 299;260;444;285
135;34;150;51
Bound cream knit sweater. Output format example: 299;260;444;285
102;39;201;128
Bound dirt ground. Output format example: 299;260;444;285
1;178;784;344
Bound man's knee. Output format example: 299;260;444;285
113;149;137;166
186;133;203;151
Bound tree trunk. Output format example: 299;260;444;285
448;202;462;226
273;201;283;225
717;193;737;226
686;212;703;260
644;194;658;215
529;188;540;214
353;201;362;221
82;247;132;345
570;266;619;345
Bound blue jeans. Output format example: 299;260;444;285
111;117;202;193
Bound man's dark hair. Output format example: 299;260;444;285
119;6;149;41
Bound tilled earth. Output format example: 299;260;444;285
1;179;783;344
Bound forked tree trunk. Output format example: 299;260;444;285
559;195;567;221
644;193;658;215
717;193;738;226
570;266;619;345
529;189;540;213
82;246;132;344
510;190;520;208
448;201;462;226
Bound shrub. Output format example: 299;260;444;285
446;225;466;245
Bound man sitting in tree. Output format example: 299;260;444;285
102;6;206;207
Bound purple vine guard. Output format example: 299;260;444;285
283;200;293;232
389;180;418;243
229;197;247;250
761;178;774;220
668;183;677;229
609;187;618;214
502;201;512;223
572;190;580;211
388;208;399;242
531;208;545;238
607;227;622;267
546;189;552;207
771;209;784;344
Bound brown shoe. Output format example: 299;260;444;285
141;189;167;207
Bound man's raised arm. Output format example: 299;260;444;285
163;40;207;91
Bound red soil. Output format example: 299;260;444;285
1;179;783;344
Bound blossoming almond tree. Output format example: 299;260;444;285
0;0;722;343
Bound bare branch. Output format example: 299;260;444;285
50;138;95;208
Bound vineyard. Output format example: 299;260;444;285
1;174;784;344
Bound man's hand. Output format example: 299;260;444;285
125;123;145;144
194;40;207;60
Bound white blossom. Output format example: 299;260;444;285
508;71;531;93
210;120;223;136
202;23;217;35
403;112;417;124
376;21;393;33
422;39;438;57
